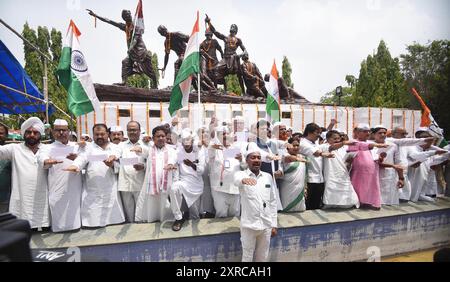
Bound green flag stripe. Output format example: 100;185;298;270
56;46;94;117
168;51;199;116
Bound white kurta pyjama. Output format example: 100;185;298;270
38;141;82;232
0;143;49;229
135;144;176;223
73;142;124;227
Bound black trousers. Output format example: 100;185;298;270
306;183;325;210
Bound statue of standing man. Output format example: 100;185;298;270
87;9;158;88
205;15;247;95
157;25;189;82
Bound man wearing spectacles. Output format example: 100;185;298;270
38;119;83;232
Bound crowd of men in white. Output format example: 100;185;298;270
0;115;449;262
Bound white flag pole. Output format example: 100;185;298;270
196;11;202;130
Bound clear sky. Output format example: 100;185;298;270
1;0;449;102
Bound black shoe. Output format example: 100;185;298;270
201;212;215;219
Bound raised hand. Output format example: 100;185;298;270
242;178;257;186
375;143;390;148
130;146;142;154
44;159;63;166
77;140;86;148
86;9;96;17
133;163;145;171
63;165;80;173
103;156;117;168
397;179;405;189
268;154;282;161
211;144;223;150
164;164;177;171
66;153;78;161
322;152;335;158
274;170;283;179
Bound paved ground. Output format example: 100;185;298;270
382;246;450;262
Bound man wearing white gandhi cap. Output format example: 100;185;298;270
0;117;50;229
208;125;242;218
38;119;83;232
170;128;206;231
233;142;278;262
109;125;124;145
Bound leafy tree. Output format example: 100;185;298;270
224;74;242;95
400;40;450;139
348;40;409;108
282;56;294;88
320;86;354;105
19;23;72;131
125;51;159;89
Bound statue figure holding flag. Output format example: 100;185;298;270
205;15;247;95
87;6;158;88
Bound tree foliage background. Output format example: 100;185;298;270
320;39;450;139
282;56;294;88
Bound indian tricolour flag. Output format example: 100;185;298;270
411;88;447;147
266;60;281;122
56;20;100;117
168;12;200;116
130;0;144;43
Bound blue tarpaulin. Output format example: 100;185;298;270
0;39;55;115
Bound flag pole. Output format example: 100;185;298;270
196;11;202;129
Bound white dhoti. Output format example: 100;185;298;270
380;168;400;205
398;170;411;201
170;180;203;220
135;191;174;223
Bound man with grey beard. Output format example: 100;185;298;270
0;117;49;230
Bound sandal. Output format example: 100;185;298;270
172;219;185;231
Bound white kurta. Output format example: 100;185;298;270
371;141;401;205
135;144;177;223
173;147;206;207
0;143;49;228
299;138;324;183
73;142;124;227
38;141;82;232
321;145;359;208
387;137;425;201
208;143;241;217
234;169;277;230
117;140;146;192
407;146;436;202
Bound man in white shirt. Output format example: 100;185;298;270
117;121;146;223
65;124;125;227
234;142;278;262
0;117;49;230
408;129;447;202
171;129;206;231
300;123;333;210
390;127;434;202
39;119;83;232
209;125;241;218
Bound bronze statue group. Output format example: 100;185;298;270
87;9;304;101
